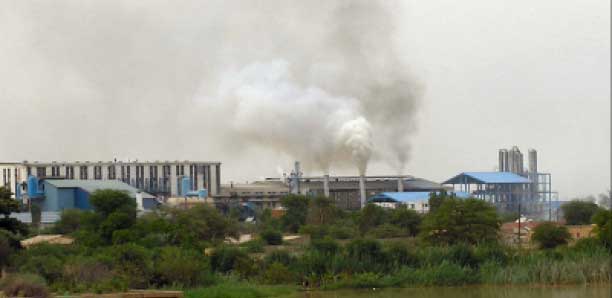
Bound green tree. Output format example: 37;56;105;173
428;190;450;213
531;222;571;249
0;186;18;218
592;209;612;247
561;200;602;225
389;205;421;236
308;196;336;225
280;194;309;233
420;197;500;245
357;203;387;235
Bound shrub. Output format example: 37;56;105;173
532;222;571;249
0;273;50;298
210;246;250;274
448;243;479;268
61;255;114;293
298;224;329;240
384;241;417;268
329;224;355;239
242;239;265;253
154;246;215;288
310;238;340;256
262;263;294;284
102;243;153;288
366;223;404;239
260;229;283;245
561;200;601;225
264;250;295;267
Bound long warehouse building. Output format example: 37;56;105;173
0;160;221;198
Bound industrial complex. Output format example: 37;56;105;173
1;146;557;222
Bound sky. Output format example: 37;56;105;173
0;0;609;199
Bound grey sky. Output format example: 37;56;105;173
0;0;609;199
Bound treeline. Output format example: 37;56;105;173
0;188;611;295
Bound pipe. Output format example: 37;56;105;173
323;174;330;197
359;175;366;208
397;178;404;192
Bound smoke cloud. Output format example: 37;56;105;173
0;0;422;177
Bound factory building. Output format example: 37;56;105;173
8;176;158;224
214;162;447;211
0;160;222;199
444;147;555;217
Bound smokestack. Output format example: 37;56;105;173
323;174;330;197
359;175;366;208
135;191;144;211
397;177;404;192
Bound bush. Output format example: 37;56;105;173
242;239;265;253
532;222;571;249
298;224;329;240
310;238;340;256
262;263;294;284
61;255;114;293
102;243;153;288
210;246;251;274
366;223;405;239
260;230;283;245
0;273;50;298
329;224;355;239
264;250;295;267
154;247;215;288
561;200;601;225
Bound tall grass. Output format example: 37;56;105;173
184;281;294;298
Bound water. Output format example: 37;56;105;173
296;286;610;298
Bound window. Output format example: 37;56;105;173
79;166;88;179
136;166;144;188
121;166;131;182
65;166;74;179
176;165;184;176
2;169;6;186
108;166;116;180
51;166;60;176
162;165;171;178
94;166;102;180
36;167;46;177
26;166;31;176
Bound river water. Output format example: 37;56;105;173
295;286;610;298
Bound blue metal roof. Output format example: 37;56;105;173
369;191;470;203
443;172;531;184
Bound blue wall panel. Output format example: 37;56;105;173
74;188;92;210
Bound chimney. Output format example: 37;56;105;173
323;174;330;197
359;175;366;208
135;191;144;211
397;177;404;192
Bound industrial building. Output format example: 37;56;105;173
0;160;222;199
444;147;555;216
368;191;470;213
8;175;159;224
214;162;448;211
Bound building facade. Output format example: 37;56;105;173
0;160;221;198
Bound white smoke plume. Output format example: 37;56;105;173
201;60;373;173
0;0;422;177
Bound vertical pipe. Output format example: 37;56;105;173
323;175;330;197
397;177;404;192
359;175;366;208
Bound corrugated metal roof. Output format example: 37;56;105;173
443;172;531;184
45;180;156;199
369;191;470;203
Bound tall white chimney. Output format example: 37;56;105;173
323;174;330;197
397;177;404;192
359;175;366;208
135;191;144;211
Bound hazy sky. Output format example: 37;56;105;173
0;0;609;199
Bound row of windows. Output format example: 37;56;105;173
27;165;207;182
